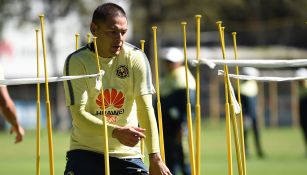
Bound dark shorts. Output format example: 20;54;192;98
64;149;149;175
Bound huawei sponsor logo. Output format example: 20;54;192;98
96;88;125;109
95;88;125;123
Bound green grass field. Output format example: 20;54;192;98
0;121;306;175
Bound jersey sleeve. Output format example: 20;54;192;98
132;51;155;96
63;54;88;106
135;94;160;154
69;105;117;137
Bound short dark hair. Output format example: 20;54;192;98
91;3;126;24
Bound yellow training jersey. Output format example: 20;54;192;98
63;42;156;158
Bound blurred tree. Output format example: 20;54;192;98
209;0;307;47
0;0;98;72
0;0;101;130
130;0;307;49
0;0;305;55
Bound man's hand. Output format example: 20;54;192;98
112;126;146;147
10;125;25;144
149;153;172;175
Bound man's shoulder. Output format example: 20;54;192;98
123;42;142;52
66;46;90;61
122;42;147;62
123;43;144;57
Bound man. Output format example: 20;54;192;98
240;67;264;158
159;47;196;175
296;68;307;158
63;3;171;175
0;64;24;143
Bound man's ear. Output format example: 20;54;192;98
90;22;97;36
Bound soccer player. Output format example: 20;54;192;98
240;67;264;158
297;68;307;158
0;64;24;144
159;47;196;175
63;3;171;175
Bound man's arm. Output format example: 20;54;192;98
69;104;118;137
135;94;172;175
0;86;24;143
70;104;147;147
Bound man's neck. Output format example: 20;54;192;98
88;42;113;58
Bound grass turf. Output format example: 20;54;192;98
0;121;306;175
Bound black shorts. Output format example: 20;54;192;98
64;149;149;175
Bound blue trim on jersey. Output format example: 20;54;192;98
65;46;88;105
141;51;153;93
124;42;140;50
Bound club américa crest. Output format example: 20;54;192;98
116;65;129;79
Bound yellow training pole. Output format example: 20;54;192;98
75;33;79;50
182;22;196;175
222;27;243;175
221;26;244;175
195;14;202;175
216;21;233;175
87;33;91;44
221;26;243;175
228;87;244;175
35;28;41;175
140;40;145;51
233;32;247;175
93;37;110;175
152;26;166;163
140;39;145;161
39;14;54;175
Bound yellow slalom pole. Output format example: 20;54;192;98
39;14;54;175
93;37;110;175
87;33;91;44
195;14;202;175
232;32;247;175
221;26;243;175
140;39;145;161
182;22;196;175
229;93;244;175
216;21;233;175
152;26;166;163
75;33;79;50
140;40;145;51
222;27;243;175
35;28;41;175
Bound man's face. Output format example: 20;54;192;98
91;16;128;57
